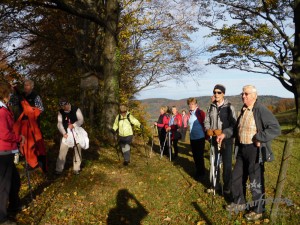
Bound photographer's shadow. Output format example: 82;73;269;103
107;189;148;225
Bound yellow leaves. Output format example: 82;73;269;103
196;221;206;225
155;50;162;55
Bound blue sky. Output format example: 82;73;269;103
136;65;293;100
136;14;294;100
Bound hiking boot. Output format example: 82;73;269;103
73;170;80;175
55;170;62;175
206;188;214;194
123;161;130;166
226;202;245;213
245;211;262;221
223;189;231;195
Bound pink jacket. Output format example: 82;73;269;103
182;114;190;128
0;106;21;152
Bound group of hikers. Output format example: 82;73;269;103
0;80;281;224
108;83;281;222
0;80;86;224
151;84;281;222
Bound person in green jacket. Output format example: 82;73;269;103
112;105;141;166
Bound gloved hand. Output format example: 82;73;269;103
206;129;214;137
140;124;144;130
214;129;222;136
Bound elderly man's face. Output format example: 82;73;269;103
24;81;33;95
61;103;71;112
241;87;257;107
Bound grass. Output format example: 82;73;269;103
11;110;300;224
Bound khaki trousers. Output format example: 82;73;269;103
56;140;82;172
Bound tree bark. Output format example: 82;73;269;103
293;0;300;131
101;0;120;136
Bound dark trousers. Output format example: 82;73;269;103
231;144;265;213
172;139;179;157
0;154;21;222
158;130;168;154
190;138;205;176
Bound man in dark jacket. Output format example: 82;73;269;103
217;85;281;221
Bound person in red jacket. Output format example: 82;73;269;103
181;109;190;142
0;82;25;225
166;106;182;159
154;106;170;155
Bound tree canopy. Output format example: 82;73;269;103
0;0;202;138
197;0;300;131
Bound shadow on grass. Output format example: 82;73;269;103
107;189;148;225
173;141;211;188
191;201;213;225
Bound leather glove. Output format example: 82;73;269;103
214;129;222;136
206;129;214;137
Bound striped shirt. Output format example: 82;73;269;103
238;107;257;144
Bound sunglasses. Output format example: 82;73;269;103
213;91;223;95
240;92;252;96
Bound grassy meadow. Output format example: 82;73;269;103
12;109;300;225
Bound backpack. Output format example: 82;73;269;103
116;113;134;133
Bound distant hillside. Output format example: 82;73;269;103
140;95;291;123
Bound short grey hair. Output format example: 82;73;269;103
24;79;34;88
243;85;257;95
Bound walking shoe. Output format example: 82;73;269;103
226;202;245;213
206;188;214;194
73;170;80;175
245;211;262;221
123;161;130;166
223;189;231;195
55;170;62;175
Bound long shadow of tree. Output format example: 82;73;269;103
107;189;148;225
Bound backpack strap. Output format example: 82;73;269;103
118;113;134;127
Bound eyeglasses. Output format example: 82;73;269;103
240;92;253;96
213;91;223;95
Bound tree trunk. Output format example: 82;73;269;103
101;0;120;136
293;0;300;132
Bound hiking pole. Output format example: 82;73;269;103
70;128;81;163
160;132;168;158
213;145;221;196
68;119;81;163
210;138;216;196
168;131;172;161
19;143;34;202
